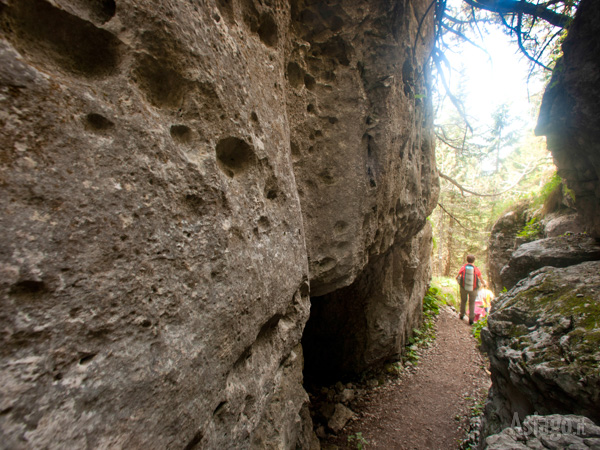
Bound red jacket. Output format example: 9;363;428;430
457;264;482;291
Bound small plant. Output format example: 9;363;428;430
470;395;486;417
402;287;446;365
348;432;368;449
517;217;543;241
472;315;488;344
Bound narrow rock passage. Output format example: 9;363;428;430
323;307;490;449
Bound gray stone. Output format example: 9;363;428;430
485;414;600;450
481;262;600;438
327;403;354;433
338;388;355;404
499;234;600;290
544;213;584;238
487;203;531;294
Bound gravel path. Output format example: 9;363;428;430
322;306;491;450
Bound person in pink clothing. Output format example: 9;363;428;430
456;255;485;325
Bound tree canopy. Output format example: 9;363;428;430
429;0;580;279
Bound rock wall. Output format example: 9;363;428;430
498;234;600;291
303;223;433;384
0;0;437;447
536;0;600;238
288;0;438;297
481;262;600;437
289;0;438;385
487;202;530;294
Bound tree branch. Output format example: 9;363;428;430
432;49;474;132
437;202;487;234
462;0;571;28
516;12;552;70
439;157;552;197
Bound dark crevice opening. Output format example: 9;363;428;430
301;289;367;390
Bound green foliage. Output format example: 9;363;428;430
472;315;488;344
431;276;460;310
469;394;486;417
348;432;368;449
532;172;562;211
423;287;444;315
403;286;448;365
563;183;575;202
517;217;543;241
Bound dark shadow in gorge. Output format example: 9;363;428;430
301;290;368;388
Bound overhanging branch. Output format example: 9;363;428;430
439;157;552;197
462;0;571;28
437;202;488;234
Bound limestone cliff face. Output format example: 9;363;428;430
536;0;600;238
0;0;436;447
287;0;438;297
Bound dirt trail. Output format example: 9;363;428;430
323;307;491;450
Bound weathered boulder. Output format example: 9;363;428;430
543;212;584;238
488;203;531;293
484;414;600;450
481;261;600;438
327;403;354;433
499;234;600;291
0;0;436;447
536;0;600;238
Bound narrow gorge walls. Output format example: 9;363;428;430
0;0;437;447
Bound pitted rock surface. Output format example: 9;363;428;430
487;203;531;294
0;0;437;447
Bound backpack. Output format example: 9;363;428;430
463;264;476;292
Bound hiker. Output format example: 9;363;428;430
477;283;494;314
456;255;485;325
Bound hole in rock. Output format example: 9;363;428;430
257;13;278;47
132;54;190;109
170;124;193;143
79;353;96;365
286;61;304;89
67;0;116;24
84;113;114;132
5;0;121;77
304;73;316;90
183;429;204;450
302;288;367;388
215;0;233;24
215;137;256;178
264;175;281;200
